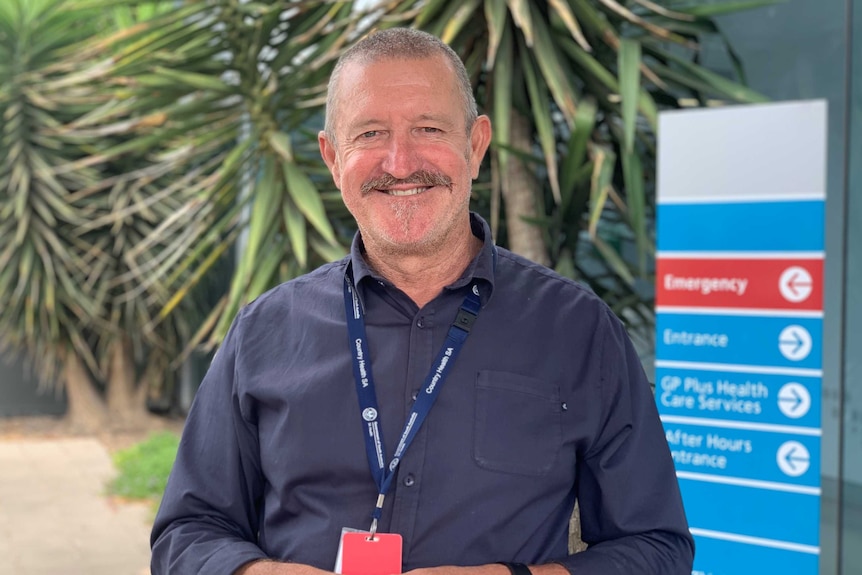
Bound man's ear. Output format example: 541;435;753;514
318;131;341;188
469;115;492;179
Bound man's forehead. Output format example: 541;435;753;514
334;57;459;116
337;54;454;86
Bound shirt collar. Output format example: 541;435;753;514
346;212;497;305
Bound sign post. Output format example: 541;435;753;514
656;101;827;575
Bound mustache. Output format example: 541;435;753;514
360;171;452;195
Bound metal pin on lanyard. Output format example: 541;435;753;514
368;494;385;539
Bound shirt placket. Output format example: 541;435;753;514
388;304;437;561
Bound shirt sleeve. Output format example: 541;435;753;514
151;311;269;575
557;309;694;575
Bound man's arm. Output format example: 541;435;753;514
556;309;694;575
151;316;272;575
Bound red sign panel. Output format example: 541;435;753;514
656;258;823;311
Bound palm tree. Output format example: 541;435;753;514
1;0;220;429
1;0;772;430
1;0;120;428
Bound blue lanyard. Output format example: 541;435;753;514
343;274;482;535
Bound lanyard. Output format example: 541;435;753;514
343;274;482;536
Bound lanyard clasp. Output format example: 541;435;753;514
368;493;385;538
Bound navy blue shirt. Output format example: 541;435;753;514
151;214;693;575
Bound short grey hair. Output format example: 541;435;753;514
324;28;478;141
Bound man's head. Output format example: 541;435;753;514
318;28;491;260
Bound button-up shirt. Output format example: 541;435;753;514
151;214;693;575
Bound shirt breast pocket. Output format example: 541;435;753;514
473;370;562;476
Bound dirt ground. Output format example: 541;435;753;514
0;415;185;453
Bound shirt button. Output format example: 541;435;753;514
417;317;425;328
411;390;418;401
403;474;416;487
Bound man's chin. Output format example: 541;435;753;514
364;226;443;257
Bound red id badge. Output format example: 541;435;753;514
340;532;403;575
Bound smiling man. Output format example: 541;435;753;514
319;47;490;308
151;28;693;575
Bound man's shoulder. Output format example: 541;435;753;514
495;247;603;302
492;247;618;329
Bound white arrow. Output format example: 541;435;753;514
779;266;814;303
776;441;810;477
778;325;812;361
777;382;811;419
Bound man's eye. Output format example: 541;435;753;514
421;127;440;133
361;131;379;138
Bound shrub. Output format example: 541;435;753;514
109;431;180;501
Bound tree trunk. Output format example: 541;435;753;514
501;110;550;267
569;499;588;554
107;336;150;429
63;351;109;433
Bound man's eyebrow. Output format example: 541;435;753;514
415;113;455;126
347;119;385;133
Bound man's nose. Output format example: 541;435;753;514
381;133;421;179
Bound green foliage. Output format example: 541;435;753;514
1;0;771;409
108;431;180;501
0;0;109;382
0;0;195;401
1;0;362;401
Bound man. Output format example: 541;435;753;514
151;28;693;575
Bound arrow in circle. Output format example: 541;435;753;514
784;446;809;472
778;383;811;419
785;272;812;298
778;388;803;412
780;330;805;355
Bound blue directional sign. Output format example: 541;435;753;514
693;534;819;575
656;100;827;575
658;200;825;253
663;423;820;487
656;367;821;428
680;479;820;545
657;313;822;370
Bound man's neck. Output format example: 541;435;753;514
364;232;483;309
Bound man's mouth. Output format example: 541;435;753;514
382;187;431;197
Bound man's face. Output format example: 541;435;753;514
319;55;491;257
